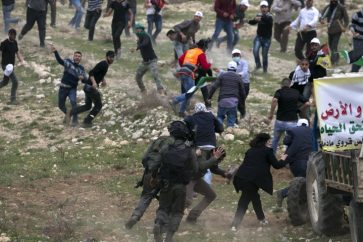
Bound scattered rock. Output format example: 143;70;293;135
223;133;235;141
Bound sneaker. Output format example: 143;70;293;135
71;121;79;127
231;226;237;232
82;122;93;128
185;216;197;224
276;189;284;208
340;50;350;64
168;100;178;115
7;100;18;105
259;219;269;226
116;49;121;59
125;217;137;229
18;34;23;40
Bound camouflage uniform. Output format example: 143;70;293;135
125;136;174;229
135;59;163;91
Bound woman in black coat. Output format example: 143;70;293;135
231;133;287;230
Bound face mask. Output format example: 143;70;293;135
232;57;241;62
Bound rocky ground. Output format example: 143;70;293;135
0;0;361;241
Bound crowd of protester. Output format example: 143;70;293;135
1;0;363;240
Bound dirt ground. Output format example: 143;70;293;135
0;1;361;241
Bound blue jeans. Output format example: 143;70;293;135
173;74;194;113
2;4;19;33
147;14;162;41
58;86;78;123
216;29;240;48
174;41;189;58
217;106;237;127
69;0;84;29
253;36;271;72
211;18;234;52
272;120;297;154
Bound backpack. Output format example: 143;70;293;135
151;0;165;13
159;142;193;185
142;136;174;171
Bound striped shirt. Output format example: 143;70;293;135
87;0;103;11
351;10;363;38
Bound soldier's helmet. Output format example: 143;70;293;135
167;121;191;140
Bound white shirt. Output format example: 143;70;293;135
145;0;163;15
235;59;249;84
290;6;320;31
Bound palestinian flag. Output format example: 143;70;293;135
186;76;216;94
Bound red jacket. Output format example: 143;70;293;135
214;0;236;22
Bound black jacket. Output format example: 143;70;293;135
137;32;157;62
209;71;246;116
184;111;224;147
233;146;287;195
283;126;313;165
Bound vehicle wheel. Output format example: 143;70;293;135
349;201;363;242
306;151;346;236
287;177;308;226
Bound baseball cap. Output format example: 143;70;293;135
310;38;320;45
227;61;237;70
297;119;309;126
260;0;268;6
232;49;242;55
4;64;13;77
240;0;250;7
135;23;145;30
195;11;203;17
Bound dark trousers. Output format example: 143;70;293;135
154;184;186;235
111;21;126;52
125;7;136;36
350;38;363;72
294;30;317;60
244;83;250;97
21;7;46;47
274;21;290;52
147;14;162;41
232;179;265;227
58;86;78;123
84;9;101;41
130;172;158;221
328;32;342;65
76;86;102;123
46;0;56;26
0;65;18;101
185;178;217;221
281;160;307;198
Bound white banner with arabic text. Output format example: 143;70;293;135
315;74;363;151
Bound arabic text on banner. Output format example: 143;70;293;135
314;75;363;151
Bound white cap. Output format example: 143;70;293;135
260;0;268;6
297;119;309;126
194;11;203;17
240;0;250;7
310;37;320;45
227;61;237;70
231;48;242;55
4;64;13;77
